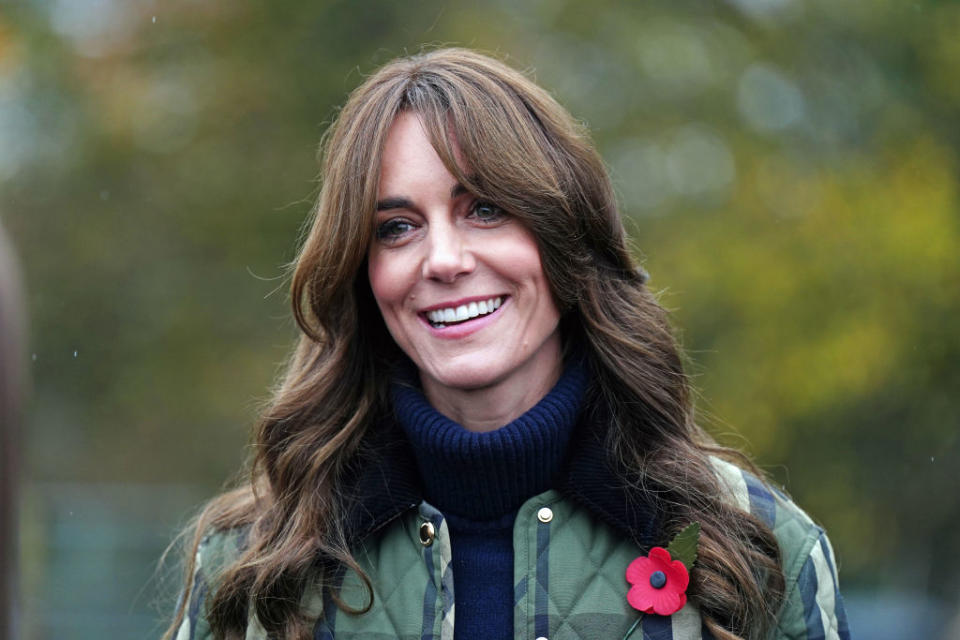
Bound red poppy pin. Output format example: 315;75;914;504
625;522;700;617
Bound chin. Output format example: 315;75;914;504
422;362;504;392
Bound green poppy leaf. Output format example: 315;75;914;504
666;522;700;571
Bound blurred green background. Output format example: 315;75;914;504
2;0;958;638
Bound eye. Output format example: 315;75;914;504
375;218;416;241
470;201;506;223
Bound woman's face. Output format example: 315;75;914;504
368;112;563;401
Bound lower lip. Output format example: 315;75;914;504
420;298;509;339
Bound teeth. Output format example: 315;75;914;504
426;297;503;326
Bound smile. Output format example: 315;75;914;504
425;297;504;328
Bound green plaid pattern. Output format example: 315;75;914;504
174;457;849;639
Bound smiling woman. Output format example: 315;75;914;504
165;49;849;640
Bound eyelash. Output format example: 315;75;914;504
374;201;506;242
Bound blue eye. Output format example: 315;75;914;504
471;201;505;222
375;218;415;240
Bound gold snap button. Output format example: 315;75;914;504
537;507;553;523
419;521;435;547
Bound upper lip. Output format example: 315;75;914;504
419;294;507;313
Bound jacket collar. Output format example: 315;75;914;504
342;400;663;548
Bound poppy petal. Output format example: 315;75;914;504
627;584;653;612
648;547;672;564
667;560;690;591
651;589;682;616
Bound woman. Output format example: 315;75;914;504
166;49;850;640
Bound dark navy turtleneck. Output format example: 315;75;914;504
391;361;587;640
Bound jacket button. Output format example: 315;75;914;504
419;521;435;547
537;507;553;523
536;637;549;640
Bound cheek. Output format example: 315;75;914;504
367;251;401;310
496;233;551;292
367;249;422;334
510;236;561;321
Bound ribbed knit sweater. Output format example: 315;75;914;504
391;361;587;640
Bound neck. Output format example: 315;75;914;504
420;347;563;432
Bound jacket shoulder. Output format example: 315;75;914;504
708;457;851;639
196;526;249;578
175;526;250;640
708;456;821;580
710;455;815;527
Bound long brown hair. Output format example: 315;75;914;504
165;48;784;640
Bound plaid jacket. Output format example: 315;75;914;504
176;425;850;640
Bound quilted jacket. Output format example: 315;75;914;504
175;421;850;640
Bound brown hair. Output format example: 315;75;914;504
165;48;784;640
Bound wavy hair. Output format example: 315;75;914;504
164;48;784;640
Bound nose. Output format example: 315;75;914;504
422;220;474;283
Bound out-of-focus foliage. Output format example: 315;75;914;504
1;0;958;636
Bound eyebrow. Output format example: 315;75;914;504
375;197;413;212
375;182;472;211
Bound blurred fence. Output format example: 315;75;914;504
844;591;954;640
21;483;203;640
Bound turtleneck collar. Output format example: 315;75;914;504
390;360;588;520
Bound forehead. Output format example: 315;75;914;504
377;112;463;197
